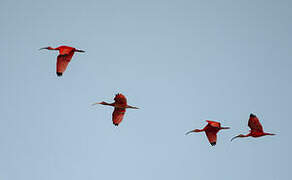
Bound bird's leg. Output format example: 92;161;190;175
126;105;139;109
263;132;276;136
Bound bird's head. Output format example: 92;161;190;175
230;134;246;141
39;46;54;50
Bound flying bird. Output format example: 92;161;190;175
92;93;139;126
186;120;230;146
39;45;85;76
231;113;275;141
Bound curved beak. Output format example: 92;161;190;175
185;130;195;135
231;135;240;142
39;47;49;50
75;49;85;53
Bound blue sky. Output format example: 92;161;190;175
0;0;291;179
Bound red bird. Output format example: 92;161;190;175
39;45;85;76
231;113;275;141
92;94;139;126
186;120;230;146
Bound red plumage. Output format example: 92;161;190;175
186;120;230;146
248;114;264;133
112;108;126;126
39;45;85;76
231;114;275;141
93;93;138;126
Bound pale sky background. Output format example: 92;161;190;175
0;0;291;180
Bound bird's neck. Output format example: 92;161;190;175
48;47;57;50
194;129;204;132
100;102;115;106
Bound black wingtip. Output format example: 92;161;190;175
210;142;216;146
57;72;63;76
250;113;256;117
114;123;119;126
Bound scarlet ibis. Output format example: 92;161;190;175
186;120;230;146
39;45;85;76
231;113;275;141
92;93;139;126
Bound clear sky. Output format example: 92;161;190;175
0;0;291;179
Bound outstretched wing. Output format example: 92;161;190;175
205;131;217;146
248;114;263;133
56;51;74;76
114;93;127;106
112;108;126;126
206;120;221;128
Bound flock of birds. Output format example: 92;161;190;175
40;45;276;146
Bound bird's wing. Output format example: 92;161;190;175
114;93;127;106
112;108;126;126
248;115;263;133
56;51;74;76
205;131;217;146
206;120;221;128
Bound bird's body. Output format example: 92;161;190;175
57;46;76;55
39;45;85;76
186;120;230;146
231;113;275;141
92;93;139;126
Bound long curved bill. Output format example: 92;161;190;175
230;135;240;142
185;130;195;135
76;49;85;53
39;47;49;50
